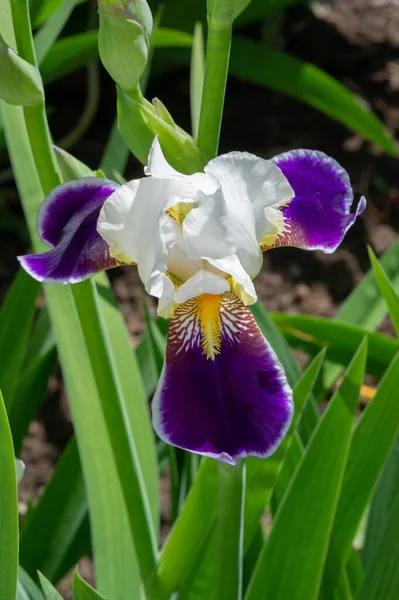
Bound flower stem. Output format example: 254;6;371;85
196;19;232;159
217;460;246;600
10;0;62;195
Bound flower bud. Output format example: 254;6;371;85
117;88;206;174
207;0;251;24
98;0;153;93
0;35;44;106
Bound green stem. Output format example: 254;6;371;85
197;20;232;159
217;460;246;600
11;0;62;194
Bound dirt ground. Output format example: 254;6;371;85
3;1;399;596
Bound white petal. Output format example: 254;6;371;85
182;189;235;262
205;152;294;270
207;254;257;305
145;137;182;179
145;137;219;196
167;227;205;281
98;178;175;284
146;271;176;318
175;270;229;304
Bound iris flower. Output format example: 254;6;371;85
19;139;365;465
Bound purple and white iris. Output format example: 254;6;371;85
19;139;365;465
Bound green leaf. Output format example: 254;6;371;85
251;301;300;388
0;388;18;600
273;312;398;378
321;348;399;599
246;339;367;600
54;146;94;181
190;22;205;140
73;279;158;579
19;437;87;583
355;488;399;600
336;237;399;329
147;459;218;598
18;567;45;600
10;346;57;454
38;574;63;600
368;246;399;337
34;0;77;65
0;98;141;598
154;27;193;47
270;350;326;512
73;570;106;600
0;268;40;408
363;436;399;570
321;236;399;393
229;37;398;157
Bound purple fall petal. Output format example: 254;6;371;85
19;178;120;283
265;150;366;253
152;292;293;464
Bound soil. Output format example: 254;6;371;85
3;1;399;596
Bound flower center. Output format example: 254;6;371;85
197;293;222;360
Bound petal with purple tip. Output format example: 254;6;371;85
19;178;121;283
152;292;293;464
261;150;366;253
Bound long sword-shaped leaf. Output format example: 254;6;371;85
0;269;39;408
246;340;367;600
273;313;398;378
0;389;18;600
229;38;398;157
73;570;106;600
320;348;399;599
0;97;141;597
19;437;87;582
355;488;399;600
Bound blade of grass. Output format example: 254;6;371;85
0;389;18;600
246;339;367;600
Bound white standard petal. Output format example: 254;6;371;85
175;270;230;304
207;254;257;305
182;188;235;263
145;137;219;196
98;177;201;291
205;152;294;272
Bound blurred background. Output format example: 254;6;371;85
1;0;399;594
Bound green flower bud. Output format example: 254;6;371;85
117;87;206;174
0;35;44;106
208;0;252;24
98;0;153;93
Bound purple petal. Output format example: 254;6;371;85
264;150;366;253
152;292;293;465
19;178;120;283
